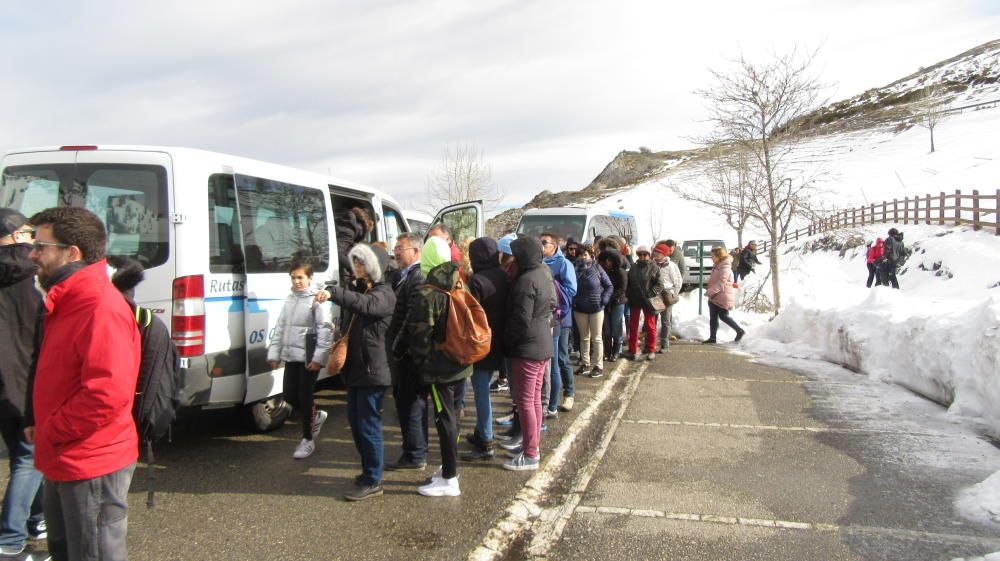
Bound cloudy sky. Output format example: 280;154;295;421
1;1;997;212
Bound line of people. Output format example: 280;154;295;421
267;228;710;502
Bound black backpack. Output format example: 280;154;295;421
128;301;181;507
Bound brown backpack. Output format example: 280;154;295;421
427;278;492;366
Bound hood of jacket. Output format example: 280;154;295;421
597;248;626;271
426;260;460;290
543;245;567;268
348;243;388;284
469;237;500;273
512;237;543;272
0;243;36;287
421;237;451;277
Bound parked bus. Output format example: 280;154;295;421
0;145;482;430
514;207;637;244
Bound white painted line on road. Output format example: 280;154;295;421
574;505;1000;547
467;359;639;561
622;419;958;438
525;363;649;558
648;374;808;384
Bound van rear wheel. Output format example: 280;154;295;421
245;396;291;432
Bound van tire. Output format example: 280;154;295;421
245;396;291;432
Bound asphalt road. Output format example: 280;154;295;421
5;343;1000;560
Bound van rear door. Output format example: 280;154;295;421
231;173;334;405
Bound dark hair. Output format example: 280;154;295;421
427;223;453;241
539;231;558;242
664;239;676;248
888;228;899;236
29;207;106;263
351;207;374;234
289;259;314;277
579;244;594;258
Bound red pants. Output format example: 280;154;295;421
627;307;657;354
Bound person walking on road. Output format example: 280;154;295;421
502;237;556;471
703;247;745;344
386;233;430;472
0;209;45;558
653;242;682;353
625;246;662;360
316;244;396;501
267;260;332;460
398;237;472;496
463;237;508;462
539;232;577;418
572;245;612;380
27;207;141;561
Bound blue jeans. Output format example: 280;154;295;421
346;385;387;485
547;332;562;412
604;304;626;357
557;326;573;397
470;369;495;441
0;417;44;548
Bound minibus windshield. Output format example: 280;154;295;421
516;214;585;242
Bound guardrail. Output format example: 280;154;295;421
759;188;1000;254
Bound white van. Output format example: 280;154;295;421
515;207;637;244
0;145;483;430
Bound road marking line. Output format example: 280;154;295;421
525;363;649;558
647;374;808;384
467;359;640;561
621;419;958;438
574;506;1000;546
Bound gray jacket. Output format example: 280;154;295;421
267;286;333;365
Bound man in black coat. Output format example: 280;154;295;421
734;241;762;282
384;233;429;471
0;209;45;556
881;228;905;289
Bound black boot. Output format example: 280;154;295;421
461;438;495;461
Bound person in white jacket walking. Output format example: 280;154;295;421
653;242;682;352
267;260;333;459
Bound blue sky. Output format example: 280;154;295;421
1;1;997;210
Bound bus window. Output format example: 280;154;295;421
236;175;329;273
208;174;245;273
382;205;407;242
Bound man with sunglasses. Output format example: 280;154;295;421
0;209;46;557
26;207;141;561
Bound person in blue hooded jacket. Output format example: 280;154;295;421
539;232;577;415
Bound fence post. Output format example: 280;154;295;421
925;194;931;224
851;207;856;227
973;189;981;231
893;199;899;222
939;192;945;225
955;189;961;226
996;189;1000;236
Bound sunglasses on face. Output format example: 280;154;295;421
32;240;70;251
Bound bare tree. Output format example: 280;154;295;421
423;143;504;213
916;85;944;153
669;144;757;247
696;47;827;314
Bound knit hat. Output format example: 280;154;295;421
653;242;670;256
635;245;651;255
497;233;517;256
0;208;28;238
421;236;452;277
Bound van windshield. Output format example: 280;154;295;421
683;241;725;259
1;163;169;268
516;214;586;242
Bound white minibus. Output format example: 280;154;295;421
515;207;637;245
0;145;482;430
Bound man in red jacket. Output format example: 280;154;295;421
25;207;141;561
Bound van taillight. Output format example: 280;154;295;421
59;145;98;151
172;275;205;357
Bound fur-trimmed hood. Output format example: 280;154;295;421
348;243;389;284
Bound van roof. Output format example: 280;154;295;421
521;207;634;218
1;144;396;205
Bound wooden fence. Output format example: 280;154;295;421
758;188;1000;254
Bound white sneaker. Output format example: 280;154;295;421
293;438;315;459
418;475;460;497
559;396;574;412
312;409;328;438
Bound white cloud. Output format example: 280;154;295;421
1;0;996;209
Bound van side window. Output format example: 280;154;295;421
383;206;407;242
236;175;329;273
208;174;245;273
